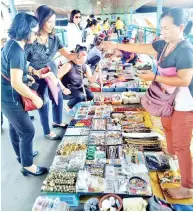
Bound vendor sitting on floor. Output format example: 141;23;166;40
87;38;104;68
58;45;100;112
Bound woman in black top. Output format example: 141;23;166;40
58;45;99;112
102;8;193;199
25;5;82;140
1;13;48;176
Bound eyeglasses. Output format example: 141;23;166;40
75;16;81;19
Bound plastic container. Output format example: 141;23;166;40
115;87;127;92
41;193;79;207
90;87;101;92
139;87;147;92
102;87;115;92
128;87;140;92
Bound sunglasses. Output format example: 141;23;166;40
75;16;81;19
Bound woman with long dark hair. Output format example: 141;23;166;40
83;19;98;49
25;5;82;140
102;8;193;199
1;13;48;176
67;9;83;51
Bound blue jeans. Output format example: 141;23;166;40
117;29;122;42
88;56;101;67
38;87;64;135
2;100;34;167
63;88;94;109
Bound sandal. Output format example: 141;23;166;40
52;123;68;129
45;134;61;140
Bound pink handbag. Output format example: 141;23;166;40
141;43;178;117
141;81;178;117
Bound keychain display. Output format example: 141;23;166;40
89;131;106;145
123;145;146;164
94;106;112;118
65;127;90;136
86;146;106;165
113;107;145;112
32;196;69;211
107;119;122;131
88;106;97;118
50;151;86;172
92;119;107;131
106;131;122;145
68;119;92;128
106;145;124;165
56;144;87;156
75;106;89;119
86;164;104;177
61;136;88;145
41;171;77;193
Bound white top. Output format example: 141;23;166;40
66;22;83;51
87;46;103;61
84;28;95;49
162;84;193;111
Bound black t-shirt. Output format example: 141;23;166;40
152;40;193;97
1;39;27;102
25;35;64;71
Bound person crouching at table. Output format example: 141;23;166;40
58;45;100;113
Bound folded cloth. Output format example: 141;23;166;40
123;197;147;211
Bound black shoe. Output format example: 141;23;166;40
30;116;34;120
21;166;48;176
17;151;39;164
45;134;61;140
52;123;68;129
